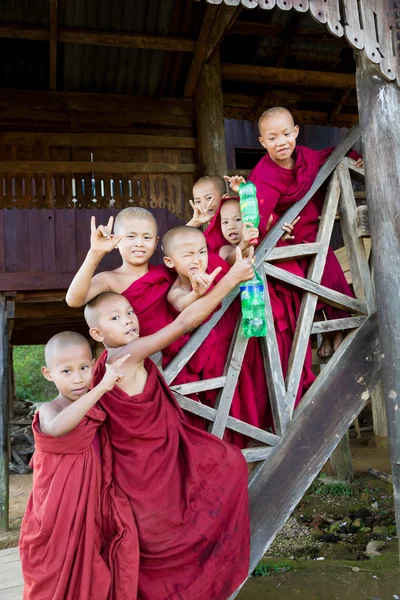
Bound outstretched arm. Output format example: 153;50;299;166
109;248;254;366
167;266;222;312
66;216;123;307
39;356;129;437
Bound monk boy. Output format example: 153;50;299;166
162;225;272;443
226;106;363;357
85;257;253;599
19;331;129;600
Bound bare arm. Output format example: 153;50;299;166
109;248;254;366
39;356;129;437
66;216;122;307
167;267;222;313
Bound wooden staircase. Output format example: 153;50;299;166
163;125;380;589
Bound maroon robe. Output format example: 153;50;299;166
93;354;250;600
19;409;110;600
205;196;315;409
248;146;356;321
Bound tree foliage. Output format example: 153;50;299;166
13;345;56;403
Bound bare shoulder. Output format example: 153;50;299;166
219;245;232;260
38;397;64;425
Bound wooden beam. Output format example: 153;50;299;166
184;5;218;97
0;295;9;531
356;51;400;553
196;51;227;177
185;4;241;97
0;272;75;292
0;89;194;117
330;88;352;124
0;23;196;52
49;0;58;91
0;161;198;174
0;132;196;149
221;63;356;89
247;313;381;572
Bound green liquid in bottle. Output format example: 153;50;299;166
240;269;267;338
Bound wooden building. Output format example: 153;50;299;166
0;0;400;589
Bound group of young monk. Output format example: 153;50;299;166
19;107;363;599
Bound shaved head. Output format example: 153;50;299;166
162;226;206;257
84;292;124;329
193;176;226;197
258;107;295;133
114;207;157;235
45;331;92;368
220;198;240;215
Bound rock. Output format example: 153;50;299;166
310;515;328;529
329;522;341;534
361;492;373;503
310;528;324;540
364;540;385;558
320;533;340;544
320;476;350;487
373;526;388;540
352;519;363;529
360;527;372;533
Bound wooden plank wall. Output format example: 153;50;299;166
0;207;185;291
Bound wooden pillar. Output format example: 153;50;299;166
195;50;228;178
0;295;9;531
330;432;354;482
371;380;389;447
356;52;400;554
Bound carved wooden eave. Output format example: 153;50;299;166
204;0;400;88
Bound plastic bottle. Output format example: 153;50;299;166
240;268;267;338
238;181;260;246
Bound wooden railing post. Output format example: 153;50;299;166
356;51;400;557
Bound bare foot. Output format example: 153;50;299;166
318;333;333;358
333;330;345;352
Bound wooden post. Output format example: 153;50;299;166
371;381;389;447
195;50;228;177
356;51;400;555
330;432;354;482
0;295;9;530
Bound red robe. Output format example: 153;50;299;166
19;409;110;600
248;146;356;321
93;355;250;600
121;264;208;429
205;196;315;410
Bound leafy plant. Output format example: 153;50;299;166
315;483;353;497
13;345;56;403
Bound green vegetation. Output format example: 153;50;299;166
13;345;55;403
315;482;353;497
252;561;292;577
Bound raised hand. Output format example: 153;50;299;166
102;354;131;391
229;246;254;284
90;216;123;255
223;175;246;194
281;216;301;241
188;266;222;297
188;199;215;227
